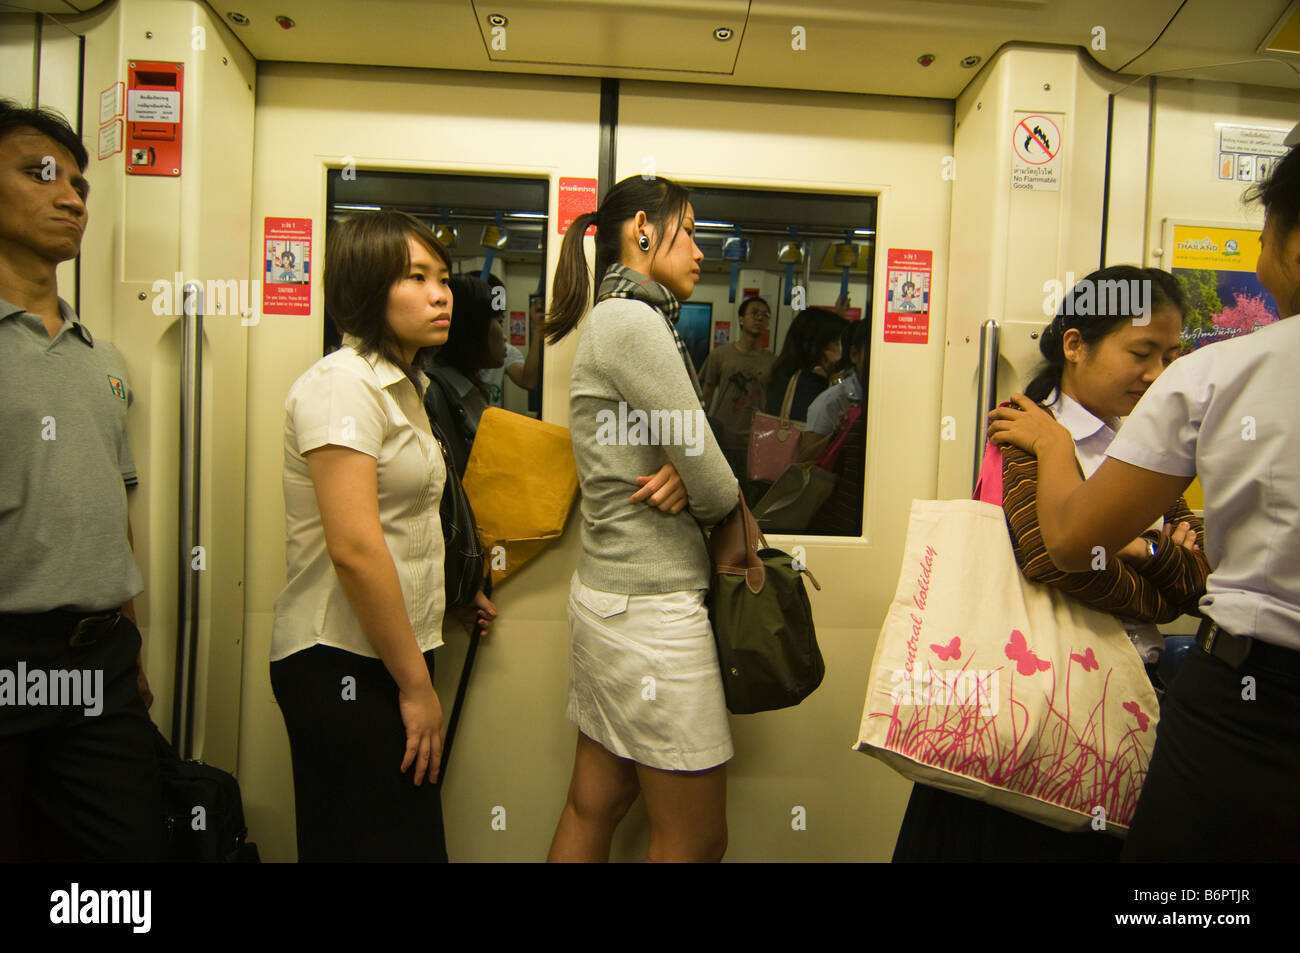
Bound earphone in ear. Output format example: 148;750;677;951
638;233;650;251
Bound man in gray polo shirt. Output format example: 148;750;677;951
0;99;165;861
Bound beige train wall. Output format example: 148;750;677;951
3;1;1295;861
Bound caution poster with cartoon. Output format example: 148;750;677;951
263;217;313;315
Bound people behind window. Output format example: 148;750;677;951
699;295;774;475
764;307;848;424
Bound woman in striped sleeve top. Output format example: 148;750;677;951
893;266;1210;863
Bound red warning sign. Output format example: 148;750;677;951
558;177;598;236
883;248;931;344
263;217;312;316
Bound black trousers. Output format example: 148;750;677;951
270;644;448;862
0;613;167;862
1122;642;1300;861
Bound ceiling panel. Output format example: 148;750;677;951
471;0;749;74
1123;0;1300;89
200;0;1300;96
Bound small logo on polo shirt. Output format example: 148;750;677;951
107;375;126;400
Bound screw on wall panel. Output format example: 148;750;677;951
138;292;147;301
172;168;179;174
145;31;152;39
222;57;228;65
965;335;971;343
1043;82;1051;91
1030;331;1039;339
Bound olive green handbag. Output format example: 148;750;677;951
706;492;825;714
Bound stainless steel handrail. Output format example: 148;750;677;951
973;319;1000;492
173;282;203;759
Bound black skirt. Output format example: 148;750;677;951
892;782;1123;863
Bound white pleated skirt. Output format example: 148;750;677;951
565;572;733;772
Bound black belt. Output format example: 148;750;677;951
1196;616;1300;674
0;610;125;649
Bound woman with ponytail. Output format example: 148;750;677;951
893;265;1210;862
545;176;740;862
990;147;1300;861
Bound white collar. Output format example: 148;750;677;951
1045;388;1117;444
341;332;417;390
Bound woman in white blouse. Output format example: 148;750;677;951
271;210;495;862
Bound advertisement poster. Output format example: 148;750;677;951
883;248;932;343
263;217;312;316
712;321;731;348
557;177;597;236
1166;222;1278;352
509;310;527;346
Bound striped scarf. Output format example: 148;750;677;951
596;263;703;405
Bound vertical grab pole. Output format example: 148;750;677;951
972;319;1000;493
173;281;203;759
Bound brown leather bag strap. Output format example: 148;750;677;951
708;491;767;595
779;371;802;423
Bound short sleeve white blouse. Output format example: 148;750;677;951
271;335;446;662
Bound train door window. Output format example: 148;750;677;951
686;186;876;537
324;169;550;418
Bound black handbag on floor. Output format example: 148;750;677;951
152;725;259;862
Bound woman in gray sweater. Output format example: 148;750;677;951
544;176;740;862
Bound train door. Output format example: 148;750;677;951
610;80;954;860
236;63;603;861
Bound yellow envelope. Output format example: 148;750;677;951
462;407;578;586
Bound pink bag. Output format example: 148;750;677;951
972;440;1004;504
746;372;805;483
816;403;863;471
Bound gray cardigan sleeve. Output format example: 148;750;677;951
593;302;739;525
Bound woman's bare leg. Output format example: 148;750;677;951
636;761;727;862
547;731;640;862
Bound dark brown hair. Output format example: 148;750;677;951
325;210;451;386
544;175;690;343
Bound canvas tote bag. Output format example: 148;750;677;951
854;498;1160;834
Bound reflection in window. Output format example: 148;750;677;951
686;186;875;537
325;169;549;421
